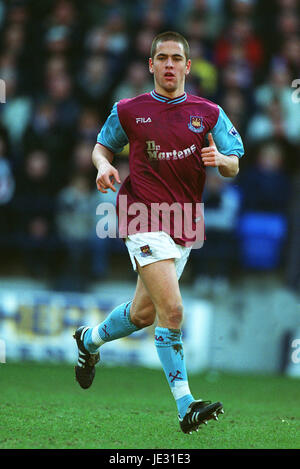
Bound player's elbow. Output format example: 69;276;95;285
219;155;239;178
218;165;239;178
231;165;239;177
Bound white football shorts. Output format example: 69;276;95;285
125;231;192;280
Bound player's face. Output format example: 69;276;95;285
149;40;191;97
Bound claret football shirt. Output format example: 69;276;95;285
97;91;244;246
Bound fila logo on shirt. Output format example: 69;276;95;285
136;117;152;123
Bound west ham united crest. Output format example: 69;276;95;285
140;245;152;257
188;116;204;133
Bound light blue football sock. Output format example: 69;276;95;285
84;301;139;353
154;326;194;419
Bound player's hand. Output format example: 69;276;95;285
201;133;224;167
96;164;121;193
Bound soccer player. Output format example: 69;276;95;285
73;31;244;434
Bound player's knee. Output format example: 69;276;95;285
131;307;155;329
134;316;155;328
164;303;184;328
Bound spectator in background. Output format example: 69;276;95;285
276;6;300;43
190;167;241;294
255;64;300;132
214;17;264;72
3;1;32;90
254;63;293;108
188;40;218;99
112;60;153;103
22;98;73;185
134;1;168;32
84;10;129;75
85;0;128;28
214;16;263;104
5;0;29;26
229;0;256;19
0;59;32;156
2;21;26;60
219;61;253;99
90;157;130;281
221;88;248;137
133;28;157;61
247;64;300;145
43;71;80;129
237;140;291;271
71;140;95;181
272;3;300;97
177;0;226;41
54;147;130;290
77;54;112;104
0;0;5;29
11;149;57;277
0;51;17;74
76;107;102;144
274;35;300;78
246;97;285;144
23;98;61;150
239;141;290;214
44;54;69;81
152;0;190;31
44;24;72;56
183;15;209;46
47;0;79;30
103;10;129;64
42;0;83;64
0;134;15;237
55;173;97;291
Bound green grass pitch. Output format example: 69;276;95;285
0;362;299;449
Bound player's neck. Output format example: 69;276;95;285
154;85;186;100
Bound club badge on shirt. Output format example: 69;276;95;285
188;116;204;133
140;245;152;257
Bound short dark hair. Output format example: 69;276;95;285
150;31;190;61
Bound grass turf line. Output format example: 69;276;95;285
0;362;299;449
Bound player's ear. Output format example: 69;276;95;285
149;57;154;74
185;59;191;76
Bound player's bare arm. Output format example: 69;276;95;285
92;143;121;193
201;133;239;178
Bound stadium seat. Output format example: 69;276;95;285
237;212;288;269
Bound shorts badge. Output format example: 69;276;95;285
188;116;204;133
140;245;152;257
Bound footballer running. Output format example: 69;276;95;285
73;31;244;434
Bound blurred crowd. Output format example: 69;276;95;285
0;0;299;292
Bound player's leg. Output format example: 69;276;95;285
136;258;223;433
83;275;155;353
136;258;194;415
130;275;156;328
73;276;155;389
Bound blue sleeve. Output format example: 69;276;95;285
97;102;129;154
211;106;244;158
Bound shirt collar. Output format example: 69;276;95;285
151;89;187;104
